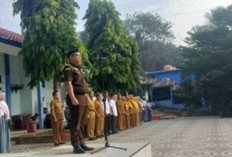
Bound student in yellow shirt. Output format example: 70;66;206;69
50;91;65;146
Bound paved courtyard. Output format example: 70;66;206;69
8;117;232;157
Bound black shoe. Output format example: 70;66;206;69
73;145;85;154
54;143;60;146
108;130;112;135
89;137;95;141
113;130;119;134
80;144;94;151
59;142;65;145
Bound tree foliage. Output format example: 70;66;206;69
84;0;141;93
13;0;91;90
172;74;202;110
181;4;232;113
124;12;183;72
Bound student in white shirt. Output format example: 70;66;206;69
102;91;112;135
109;94;118;134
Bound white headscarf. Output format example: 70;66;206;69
0;92;10;119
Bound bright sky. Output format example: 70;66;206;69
0;0;231;45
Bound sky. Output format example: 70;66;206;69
0;0;232;46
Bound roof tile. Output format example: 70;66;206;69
0;27;23;43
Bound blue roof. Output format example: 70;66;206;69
145;69;181;76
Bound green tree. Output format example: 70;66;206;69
181;4;232;114
13;0;91;91
83;0;141;93
172;74;202;110
124;12;183;72
78;30;88;47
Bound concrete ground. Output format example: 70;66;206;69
6;116;232;157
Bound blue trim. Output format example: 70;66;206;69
0;37;22;48
4;54;12;116
37;82;44;129
145;69;181;76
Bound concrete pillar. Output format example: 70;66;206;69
4;54;11;116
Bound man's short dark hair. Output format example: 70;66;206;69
67;47;79;57
95;92;101;97
52;91;58;96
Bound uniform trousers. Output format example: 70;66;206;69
117;114;126;131
87;111;95;138
51;119;63;144
110;115;118;133
95;116;104;136
69;104;88;147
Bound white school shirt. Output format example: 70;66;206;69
104;99;111;115
109;99;118;116
141;100;147;108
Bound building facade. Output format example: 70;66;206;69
146;69;185;109
0;27;57;129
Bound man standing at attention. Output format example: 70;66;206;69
50;91;65;146
63;47;94;154
87;91;96;140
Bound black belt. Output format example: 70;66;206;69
74;92;86;95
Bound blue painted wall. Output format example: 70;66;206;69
146;69;185;109
146;69;182;84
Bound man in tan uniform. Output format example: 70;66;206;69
63;47;93;154
135;96;143;124
131;96;140;126
125;96;131;129
94;93;105;138
127;96;136;127
50;91;64;146
116;94;126;131
87;91;96;140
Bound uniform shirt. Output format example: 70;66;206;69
131;99;139;113
0;100;10;119
88;99;95;111
63;64;89;94
103;98;111;115
116;99;126;115
109;99;118;116
141;100;147;108
94;100;104;118
50;100;64;120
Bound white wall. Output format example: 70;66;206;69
41;81;53;113
9;55;22;115
20;77;33;114
1;53;63;116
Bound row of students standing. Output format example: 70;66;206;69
117;95;143;131
86;91;145;140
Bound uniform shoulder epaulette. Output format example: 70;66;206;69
64;64;71;71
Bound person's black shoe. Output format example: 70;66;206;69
113;130;119;134
54;143;60;146
89;137;95;141
80;144;94;151
73;145;85;154
108;130;112;135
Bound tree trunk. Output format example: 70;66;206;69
53;75;61;92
